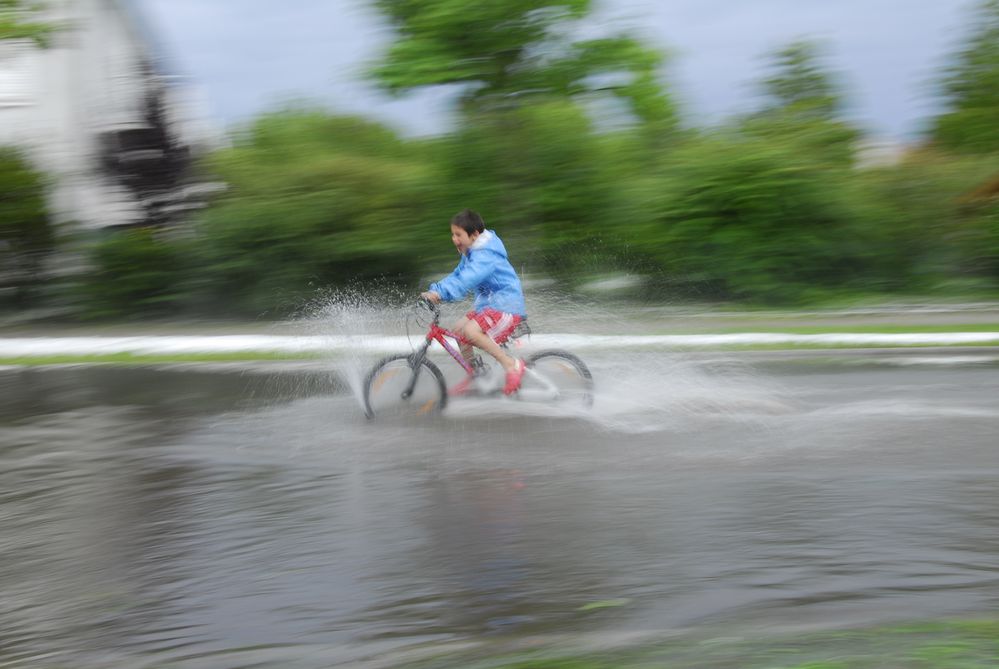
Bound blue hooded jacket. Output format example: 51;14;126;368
429;230;527;317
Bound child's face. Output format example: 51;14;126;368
450;224;479;255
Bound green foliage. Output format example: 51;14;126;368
741;114;860;168
55;3;999;319
372;0;588;96
401;617;999;669
930;0;999;152
193;109;442;315
82;228;191;318
958;197;999;280
0;0;54;45
855;151;999;286
740;40;859;167
632;136;878;303
0;351;319;365
760;41;844;121
437;100;624;279
0;147;53;308
370;0;677;130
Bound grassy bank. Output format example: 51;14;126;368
401;618;999;669
2;315;999;366
695;323;999;334
3;340;999;366
0;351;323;366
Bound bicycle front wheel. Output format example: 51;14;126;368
363;354;447;419
519;350;594;408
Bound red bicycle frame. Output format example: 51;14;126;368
399;301;472;400
425;320;476;376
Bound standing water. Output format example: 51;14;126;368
2;296;999;667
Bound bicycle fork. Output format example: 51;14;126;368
400;341;432;401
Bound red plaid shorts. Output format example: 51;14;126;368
456;308;523;345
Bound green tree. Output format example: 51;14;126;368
958;199;999;282
2;4;57;310
1;0;54;45
369;0;680;281
436;100;623;279
0;148;54;308
949;163;999;283
632;137;878;303
193;109;442;315
83;228;191;318
741;40;859;166
930;0;999;153
760;41;842;120
370;0;676;128
853;150;999;289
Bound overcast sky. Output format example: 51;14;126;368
137;0;978;141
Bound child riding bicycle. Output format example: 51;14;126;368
420;209;527;396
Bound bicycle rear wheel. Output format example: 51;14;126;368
363;354;447;419
519;350;594;408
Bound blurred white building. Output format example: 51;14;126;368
0;0;220;230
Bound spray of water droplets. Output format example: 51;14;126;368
261;286;797;433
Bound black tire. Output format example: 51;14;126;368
363;354;448;419
522;350;594;408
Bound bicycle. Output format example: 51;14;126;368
362;300;593;418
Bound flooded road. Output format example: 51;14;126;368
2;352;998;667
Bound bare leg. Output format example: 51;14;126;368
452;317;475;367
461;319;517;372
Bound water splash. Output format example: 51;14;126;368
276;289;818;432
288;285;414;405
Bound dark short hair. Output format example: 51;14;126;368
450;208;485;235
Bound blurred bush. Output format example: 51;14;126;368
620;136;877;302
439;101;626;280
190;110;443;315
82;228;191;318
930;0;999;153
0;147;54;309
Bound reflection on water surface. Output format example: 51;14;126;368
1;359;998;667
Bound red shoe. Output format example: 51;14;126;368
503;359;527;395
449;375;474;397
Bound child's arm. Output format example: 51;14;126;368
428;251;498;302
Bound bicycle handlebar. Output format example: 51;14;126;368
418;297;441;324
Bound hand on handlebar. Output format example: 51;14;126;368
420;291;441;305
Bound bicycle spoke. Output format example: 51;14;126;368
363;354;447;419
